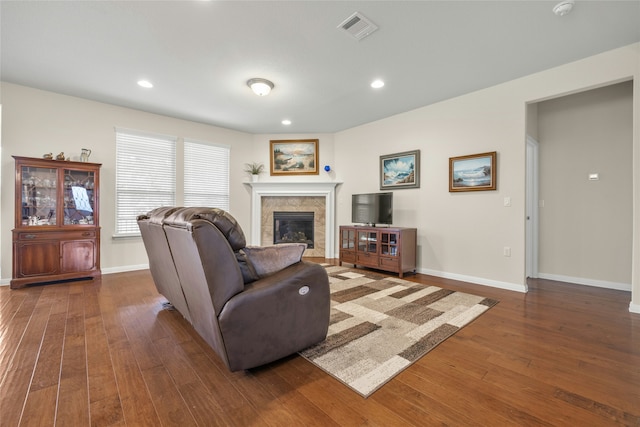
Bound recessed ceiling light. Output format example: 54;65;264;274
137;80;153;88
282;119;292;125
371;79;385;89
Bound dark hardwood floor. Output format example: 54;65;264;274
1;259;639;426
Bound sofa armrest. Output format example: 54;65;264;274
242;243;306;278
217;261;330;371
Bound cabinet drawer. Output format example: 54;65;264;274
379;256;400;270
341;250;356;263
356;253;378;267
17;230;97;241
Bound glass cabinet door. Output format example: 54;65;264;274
341;228;355;249
380;231;399;256
20;165;58;226
358;231;378;253
62;168;96;225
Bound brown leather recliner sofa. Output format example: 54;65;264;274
137;207;330;372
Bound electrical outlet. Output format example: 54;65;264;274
503;247;511;257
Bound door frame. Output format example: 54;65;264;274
526;135;539;279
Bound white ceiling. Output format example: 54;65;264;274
1;1;639;134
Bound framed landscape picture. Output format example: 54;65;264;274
380;150;420;190
270;139;319;176
449;151;497;192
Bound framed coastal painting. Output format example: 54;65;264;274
449;151;497;192
380;150;420;190
270;139;319;176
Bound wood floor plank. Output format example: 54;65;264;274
282;356;412;426
0;288;27;341
178;338;266;427
247;363;339;427
85;313;124;427
462;323;640;414
408;361;551;426
275;356;374;426
108;340;162;427
139;365;198;427
18;385;58;427
1;285;67;427
2;265;639;426
26;312;66;392
55;288;90;426
0;287;44;388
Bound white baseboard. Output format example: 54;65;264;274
101;264;149;275
537;272;631;292
629;302;640;314
418;267;527;293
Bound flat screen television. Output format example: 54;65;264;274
352;192;393;226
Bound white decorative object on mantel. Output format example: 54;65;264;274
246;181;342;258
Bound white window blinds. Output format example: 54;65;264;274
115;128;176;235
184;140;230;211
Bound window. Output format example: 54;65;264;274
184;140;230;211
115;128;176;236
115;130;231;237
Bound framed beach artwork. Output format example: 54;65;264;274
270;139;319;176
449;151;497;192
380;150;420;190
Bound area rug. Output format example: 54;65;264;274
299;264;498;398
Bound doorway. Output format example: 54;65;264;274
526;81;633;291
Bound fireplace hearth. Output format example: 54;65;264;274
273;211;314;248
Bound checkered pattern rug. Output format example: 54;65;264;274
299;264;498;397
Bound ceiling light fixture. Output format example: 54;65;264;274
137;80;153;88
371;79;385;89
247;78;274;96
281;119;292;125
553;0;575;16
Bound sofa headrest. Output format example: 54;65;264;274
165;207;247;250
138;206;182;225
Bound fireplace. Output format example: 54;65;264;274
273;211;314;248
248;181;341;258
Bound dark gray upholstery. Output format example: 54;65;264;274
137;206;330;371
137;207;191;323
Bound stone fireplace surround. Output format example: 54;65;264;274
247;182;341;258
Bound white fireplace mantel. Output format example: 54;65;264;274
246;181;342;258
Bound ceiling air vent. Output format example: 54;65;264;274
338;12;378;41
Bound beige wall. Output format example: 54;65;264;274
537;81;633;288
0;83;254;278
2;43;639;313
333;43;639;304
0;84;338;281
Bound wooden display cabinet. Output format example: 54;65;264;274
339;225;417;278
11;156;101;289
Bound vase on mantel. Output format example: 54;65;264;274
251;174;259;182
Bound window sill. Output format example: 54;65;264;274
112;233;141;240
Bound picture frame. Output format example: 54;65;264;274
380;150;420;190
449;151;497;192
270;139;319;176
